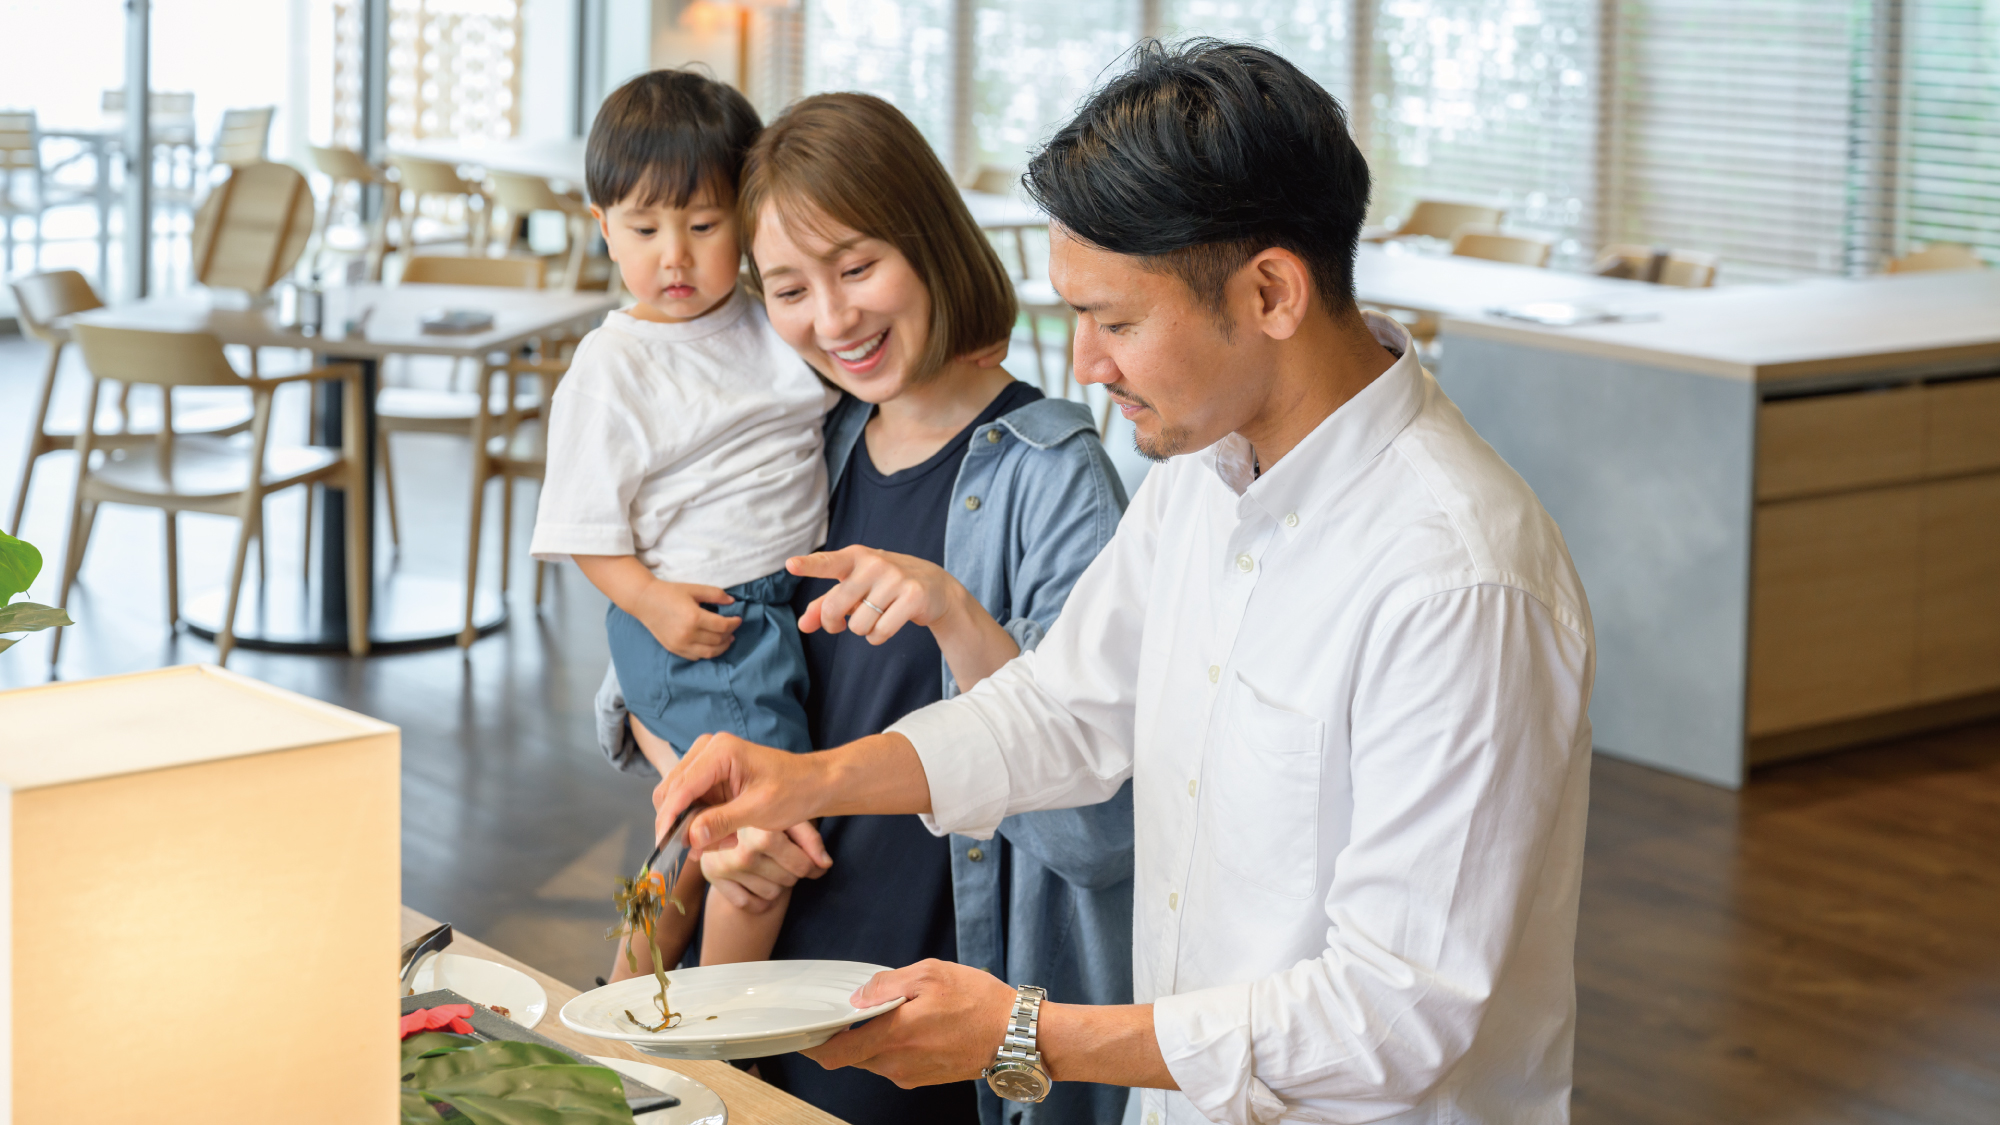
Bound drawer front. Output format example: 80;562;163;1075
1925;376;2000;477
1756;386;1925;501
1748;488;1921;735
1918;474;2000;703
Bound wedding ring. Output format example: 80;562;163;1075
861;598;887;615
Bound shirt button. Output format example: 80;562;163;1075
985;429;1002;443
1168;891;1179;910
1285;511;1300;528
1187;779;1197;797
1236;553;1254;572
967;847;985;862
1207;664;1219;683
965;495;982;511
1147;1114;1160;1125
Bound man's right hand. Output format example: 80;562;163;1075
634;580;741;659
654;730;935;855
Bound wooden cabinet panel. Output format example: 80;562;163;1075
1918;474;2000;702
1756;387;1925;501
1925;376;2000;477
1748;488;1921;735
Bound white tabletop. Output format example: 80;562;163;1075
397;137;590;188
1353;242;1670;322
72;284;619;360
1442;267;2000;384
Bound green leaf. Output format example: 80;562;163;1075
0;636;14;654
0;602;72;635
400;1089;449;1124
432;1088;636;1125
400;1037;635;1125
0;530;40;604
402;1031;482;1068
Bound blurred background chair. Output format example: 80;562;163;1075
485;170;598;293
1594;243;1720;287
966;164;1077;403
102;89;199;198
207;106;274;174
374;254;547;552
1375;199;1506;243
57;324;368;665
459;354;568;645
7;269;252;535
1;110;59;271
1452;226;1553;267
387;153;491;263
1886;242;1987;273
308;144;397;281
190;159;316;296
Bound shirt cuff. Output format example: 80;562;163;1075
528;522;635;563
885;698;1010;841
1155;984;1289;1125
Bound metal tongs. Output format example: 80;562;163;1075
399;922;453;991
638;801;710;885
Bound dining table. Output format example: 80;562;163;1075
402;906;848;1124
70;281;620;653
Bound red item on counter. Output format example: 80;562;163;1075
401;1004;476;1038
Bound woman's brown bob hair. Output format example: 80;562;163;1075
739;93;1018;383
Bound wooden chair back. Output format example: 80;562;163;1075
1399;200;1504;241
71;324;244;388
1887;243;1985;274
0;111;40;171
967;164;1022;196
401;254;545;288
1597;243;1719;287
101;90;197;142
389;154;482;197
190;161;316;292
485;170;584;217
1452;227;1552;267
211;106;275;167
8;270;104;345
310;144;388;184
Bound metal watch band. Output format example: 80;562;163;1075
996;984;1047;1064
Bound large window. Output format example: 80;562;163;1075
1903;0;2000;264
802;0;955;159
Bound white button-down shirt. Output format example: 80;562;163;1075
891;314;1594;1124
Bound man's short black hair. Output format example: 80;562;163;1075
587;69;761;210
1024;39;1370;317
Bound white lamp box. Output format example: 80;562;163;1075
0;664;400;1123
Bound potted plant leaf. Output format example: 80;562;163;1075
0;530;71;654
400;1029;639;1124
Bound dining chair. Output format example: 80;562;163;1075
307;144;398;280
56;324;369;666
484;170;599;293
386;154;492;261
459;356;568;645
1886;243;1986;273
101;90;198;193
1594;243;1719;287
209;107;275;170
0;111;50;271
1451;227;1553;268
1389;200;1505;242
190;160;317;295
6;270;252;536
374;254;549;552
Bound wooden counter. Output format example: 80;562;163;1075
1433;270;2000;786
402;908;846;1125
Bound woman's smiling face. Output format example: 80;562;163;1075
752;200;935;403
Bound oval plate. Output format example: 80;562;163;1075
590;1056;727;1125
560;960;904;1061
411;952;549;1029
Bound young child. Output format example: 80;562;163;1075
528;69;835;971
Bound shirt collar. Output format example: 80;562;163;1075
1202;311;1428;523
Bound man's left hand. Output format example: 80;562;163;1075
803;959;1015;1088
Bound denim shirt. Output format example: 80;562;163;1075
594;389;1135;1125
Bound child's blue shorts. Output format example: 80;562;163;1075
604;569;812;756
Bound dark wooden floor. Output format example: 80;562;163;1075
3;331;1995;1122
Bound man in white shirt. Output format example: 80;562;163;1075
654;40;1594;1125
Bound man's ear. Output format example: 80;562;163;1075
1243;247;1313;342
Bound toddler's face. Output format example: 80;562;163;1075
593;188;741;322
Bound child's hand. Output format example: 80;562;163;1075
634;581;741;660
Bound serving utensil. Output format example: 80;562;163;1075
639;801;709;883
399;922;453;990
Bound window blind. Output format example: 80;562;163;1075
971;0;1142;171
1902;0;2000;265
1364;1;1601;262
1159;0;1357;103
1604;1;1873;280
802;0;957;158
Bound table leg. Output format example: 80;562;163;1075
317;356;378;631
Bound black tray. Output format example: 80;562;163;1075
402;987;677;1106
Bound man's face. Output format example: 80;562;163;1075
1050;226;1268;462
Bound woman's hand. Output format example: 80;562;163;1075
701;823;834;913
789;546;962;644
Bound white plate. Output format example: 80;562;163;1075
560;960;904;1061
411;952;549;1030
590;1056;727;1125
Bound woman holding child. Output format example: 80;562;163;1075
537;72;1133;1125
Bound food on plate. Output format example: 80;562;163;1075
490;1004;511;1018
611;868;685;1031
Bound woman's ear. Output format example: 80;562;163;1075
961;338;1011;368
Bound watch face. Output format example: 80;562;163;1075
986;1062;1052;1103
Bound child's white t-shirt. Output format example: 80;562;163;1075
530;289;838;589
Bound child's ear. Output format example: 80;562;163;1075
590;205;615;257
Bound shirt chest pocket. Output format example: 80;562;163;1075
1205;674;1325;900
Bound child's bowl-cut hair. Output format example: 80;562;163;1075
586;69;762;211
739;93;1017;384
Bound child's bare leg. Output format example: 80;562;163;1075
630;715;679;774
699;884;790;965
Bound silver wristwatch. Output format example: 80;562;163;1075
983;984;1052;1103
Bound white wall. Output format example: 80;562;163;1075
520;0;579;139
